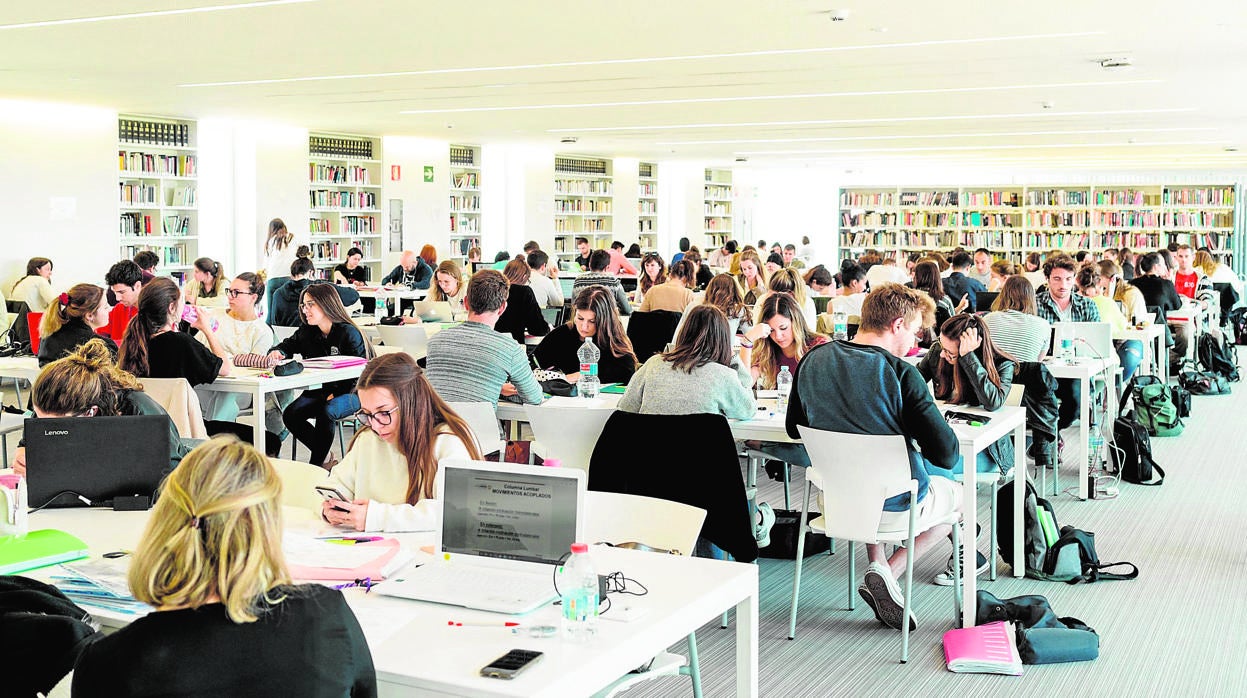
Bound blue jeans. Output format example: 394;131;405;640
1116;339;1143;382
924;452;993;480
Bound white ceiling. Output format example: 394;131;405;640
3;0;1247;170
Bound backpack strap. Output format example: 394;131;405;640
1082;561;1139;582
1134;462;1165;486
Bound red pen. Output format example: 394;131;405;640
448;621;520;627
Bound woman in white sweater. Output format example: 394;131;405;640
322;352;481;532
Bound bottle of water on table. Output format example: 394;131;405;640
776;365;793;413
578;337;600;399
558;543;599;643
374;287;388;321
833;311;848;341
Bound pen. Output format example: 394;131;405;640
325;536;384;545
449;621;520;627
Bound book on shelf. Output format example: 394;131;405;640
310;190;376;209
942;621;1022;675
120;119;189;148
309;163;372;185
452;172;478;189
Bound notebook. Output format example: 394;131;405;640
375;459;586;614
943;620;1023;675
302;355;368;369
0;529;88;574
412;300;453;323
25;415;171;509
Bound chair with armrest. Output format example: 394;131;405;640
585;491;707;698
524;403;613;472
789;426;962;663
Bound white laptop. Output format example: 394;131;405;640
1056;321;1113;361
412;300;453;323
375;459;586;614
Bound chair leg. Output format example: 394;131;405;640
337;421;345;455
990;480;999;581
951;520;962;628
787;482;812;640
901;511;916;663
847;541;856;611
683;632;702;698
782;463;791;509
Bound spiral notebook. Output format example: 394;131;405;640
943;621;1023;675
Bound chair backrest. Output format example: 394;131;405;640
625;309;683;363
812;296;832;314
585;491;706;556
273;325;298;342
796;425;915;544
140;377;208;439
269;457;328;512
376;324;430;358
524;404;613;472
5;301;30;344
26;313;42;354
1005;383;1025;407
445;401;503;458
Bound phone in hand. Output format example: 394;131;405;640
314;485;351;511
480;649;543;680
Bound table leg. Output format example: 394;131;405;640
735;583;759;697
253;386;266;447
1013;420;1026;577
959;443;977;628
1157;332;1168;383
1077;376;1089;500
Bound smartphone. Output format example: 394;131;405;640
314;485;351;511
944;410;990;426
480;649;543;680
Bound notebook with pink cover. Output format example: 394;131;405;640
942;620;1023;675
287;538;413;581
302;355;369;369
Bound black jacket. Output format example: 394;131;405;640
381;259;433;290
943;272;987;312
272;322;368;396
271;279;361;327
494;284;550;343
1014;361;1058;468
37;319;118;367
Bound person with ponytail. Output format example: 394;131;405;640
322;353;481;532
37;283;116;366
118;277;231;384
72;438;377;697
186;257;227;308
260;218;296;284
11;256;57;313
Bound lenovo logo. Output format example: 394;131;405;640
42;430;70;436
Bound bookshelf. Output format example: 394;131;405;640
552;156;613;265
118;115;198;284
838;184;1238;263
637;162;658;254
704;168;733;252
448;144;481;267
308;133;383;281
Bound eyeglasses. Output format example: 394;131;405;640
226;289;256;298
299;301;318;310
355;407;399;428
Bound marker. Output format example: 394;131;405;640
325;536;384;545
449;620;520;627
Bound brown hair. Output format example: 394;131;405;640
464;269;509;314
34;338;142;416
990;259;1015;278
118;277;182;377
502;258;531;285
639;252;667;294
910;261;946;302
703;274;745;320
1193;250;1218;277
752;293;823;389
766;267;808;308
430;260;465;302
736;249;769;291
663;305;733;373
859;284;935;334
931;314;1012;404
192;257;226;298
571;286;638;364
299;284;374;358
351;353;482;504
264;218;291;254
14;257;52;294
419;244;438;268
41;283;105;338
992;276;1037;315
1075;263;1099;292
667;259;694;285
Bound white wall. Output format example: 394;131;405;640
0;99;118;295
658;161;707;258
736;166;841;265
382;136;451;270
612;157;639;253
483;144;555;262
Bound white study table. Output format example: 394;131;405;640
0;355;41;406
1042;355;1120;500
28;507;760;697
197;364;366;445
355;286;429;317
1166;302;1206;364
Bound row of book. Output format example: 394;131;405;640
1169;232;1228;250
554;218;610;233
552;236;613;253
1093;211;1161;228
120;119;189;148
1027;211;1089;227
639;182;656;197
900;190;958;206
554;179;612;195
1164;211;1233;227
342;215;376;234
962;191;1021;207
840;192;896;207
310;136;372;159
450;146;476;167
704;186;732;200
450;215;479;234
704;218;730;231
122;243;188;266
963;212;1019;228
554;157;607;175
453;237;481;254
120;213;191;236
310;164;372;185
638;219;655;233
310;190;377;210
452;172;479;189
120;152;197;177
449;195;481;212
1164;187;1235;206
554;198;610;213
638;201;656;215
1094;190;1162;206
309;240;374;260
705;203;730;216
118;184;196;207
1027;189;1089;206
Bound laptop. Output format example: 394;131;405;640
975;291;999;313
559;277;576;299
376;459;586;614
411;300;453;323
1053;321;1113;361
25;415;172;509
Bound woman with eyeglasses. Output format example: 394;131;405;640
321;353;481;532
633;252;666;306
268;284;373;468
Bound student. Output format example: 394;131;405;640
761;267;817;327
864;257;909;290
419;244;438;270
764;252;784;277
12;339;188;474
573;237;592;271
72;438;377;697
983;276;1051;362
271;257;317;327
909;261;961;345
742;292;828;390
133;250;160;282
619;305;754;419
1171;243;1215;306
707;241;732;268
1021;252;1046;288
534;286;638;385
683;248;714;291
526;250;564;308
1098;260;1149;324
381;249;433;290
782;244;806;270
323;353;481;532
572;249;632;316
804;265;837;297
267;284;371;467
969;248;994;287
638;259;695;313
634;252;667;306
942;251;986;312
11;256;57;313
606;241;639;275
830;263;869;317
1035;256;1100;428
495;259;550;343
1077;265;1143;381
118;277;231;384
987;259;1014;292
260;218;296;285
672;237;690;264
38;284;116;366
735;248;769;305
428;260;469;319
102;259;146;341
185;257;227;308
333;246;369;286
786;285;959;630
699;273;752;334
466;246;482;266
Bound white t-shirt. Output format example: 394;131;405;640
830;293;865;317
262;240;300;282
864;264;909;290
527;272;564;308
194;312;277;422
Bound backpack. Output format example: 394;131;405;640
1196;329;1240;382
1227;307;1247;346
1032;527;1139;584
1179;369;1231;396
1110;412;1166;485
1169;383;1191;418
1128;375;1184;437
996;480;1055;575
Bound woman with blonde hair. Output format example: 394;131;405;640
742;292;827;390
735;248;769;305
429;260;469;318
38;283;115;366
323;353;481;531
761;267;816;326
987;259;1014;292
72;438;377;696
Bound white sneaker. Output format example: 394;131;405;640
754;502;776;548
863;561;916;631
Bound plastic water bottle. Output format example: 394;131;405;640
833;311;848;341
775;365;793;413
577;337;600;399
1088;431;1104;471
374;287;388;321
558;543;598;643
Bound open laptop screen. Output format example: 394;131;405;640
441;466;579;565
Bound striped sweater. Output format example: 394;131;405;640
983;310;1051;362
425;320;543;406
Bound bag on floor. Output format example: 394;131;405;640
1030;526;1138;584
996;479;1055;576
1197;329;1240;382
1110;412;1165;486
1227;307;1247;346
1127;375;1184;436
757;509;830;559
976;590;1100;665
1179;369;1231;396
1169;383;1191;418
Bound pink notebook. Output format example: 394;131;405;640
942;621;1023;675
302;355;369;369
288;538;412;581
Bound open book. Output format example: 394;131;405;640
943;621;1023;675
302;355;368;369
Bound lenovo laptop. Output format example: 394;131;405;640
25;415;171;509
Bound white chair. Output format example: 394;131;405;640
584;491;707;698
524;403;613;472
446;401;505;460
376;324;430;360
273;325;298;343
269;457;329;513
789;426;962;663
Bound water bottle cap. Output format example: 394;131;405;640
570;543;589;554
542;458;562;468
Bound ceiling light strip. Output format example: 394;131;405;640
736;141;1223;155
657;126;1213;146
0;0;316;30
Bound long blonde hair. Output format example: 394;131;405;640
41;283;105;338
128;437;289;623
766;267;809;308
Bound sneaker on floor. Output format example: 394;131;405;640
863;562;916;631
763;459;787;482
933;551;989;586
754;502;776;549
857;582;883;624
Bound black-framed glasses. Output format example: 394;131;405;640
226;289;257;298
355;407;399;428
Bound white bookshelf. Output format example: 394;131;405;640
704;168;733;252
447;144;481;267
637;162;658;253
118;115;198;284
308;133;383;281
552;156;613;264
838;184;1238;261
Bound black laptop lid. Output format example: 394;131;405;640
25;415;172;508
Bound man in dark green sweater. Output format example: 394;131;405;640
787;284;961;632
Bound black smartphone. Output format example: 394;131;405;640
480;649;543;680
314;485;351;511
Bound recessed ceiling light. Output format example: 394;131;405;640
735;141;1222;155
0;0;316;30
657;126;1212;146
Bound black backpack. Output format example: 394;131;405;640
1169;383;1191;418
1227;307;1247;346
1197;329;1240;382
997;480;1055;575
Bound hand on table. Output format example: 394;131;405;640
322;499;369;531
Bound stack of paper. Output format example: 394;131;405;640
302;356;369;369
54;560;151;617
943;621;1023;675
